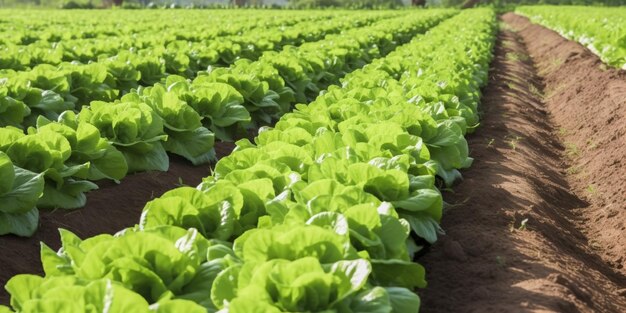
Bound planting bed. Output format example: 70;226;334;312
0;147;224;305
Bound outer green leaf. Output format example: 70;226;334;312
385;287;421;313
162;126;215;165
37;179;98;210
0;207;39;237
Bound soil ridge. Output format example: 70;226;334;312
418;15;626;313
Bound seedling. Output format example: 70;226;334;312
565;142;580;158
566;166;580;175
502;39;516;48
507;141;517;150
505;52;519;61
586;184;597;195
588;239;602;250
539;57;564;75
505;52;529;62
518;218;529;231
528;83;543;98
506;82;516;90
505;134;523;151
587;139;598;150
499;22;514;32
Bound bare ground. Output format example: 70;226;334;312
417;14;626;313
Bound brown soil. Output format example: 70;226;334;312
0;142;236;305
417;14;626;313
509;13;626;275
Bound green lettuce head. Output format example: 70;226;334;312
0;151;45;237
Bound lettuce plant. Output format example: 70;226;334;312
2;277;206;313
31;112;128;181
0;9;499;313
0;128;96;210
0;151;44;237
78;101;169;172
0;88;30;128
123;85;215;165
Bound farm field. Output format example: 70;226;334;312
0;5;625;313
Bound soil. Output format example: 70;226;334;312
417;14;626;313
509;13;626;275
0;142;236;305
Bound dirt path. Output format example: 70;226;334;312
0;142;236;305
417;14;626;313
507;13;626;276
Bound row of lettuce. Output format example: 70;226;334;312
0;11;400;129
517;6;626;70
0;10;340;45
0;8;496;313
0;12;321;66
0;12;398;72
0;10;456;237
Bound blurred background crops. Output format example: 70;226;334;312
2;0;624;10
